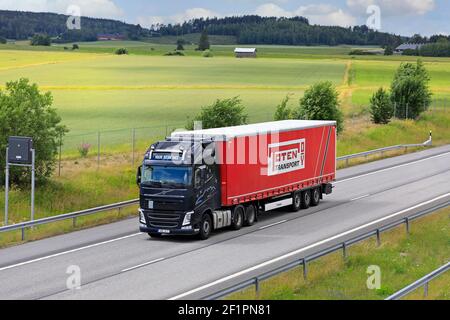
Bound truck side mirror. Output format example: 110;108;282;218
136;166;142;186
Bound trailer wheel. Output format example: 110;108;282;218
292;191;302;212
244;205;256;226
148;233;162;238
198;214;212;240
311;188;321;207
301;190;311;209
231;205;245;230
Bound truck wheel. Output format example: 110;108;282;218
244;205;256;226
301;190;311;209
198;214;212;240
148;233;162;238
231;205;245;230
311;188;321;207
292;191;302;212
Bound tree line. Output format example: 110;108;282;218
0;10;148;42
156;16;406;47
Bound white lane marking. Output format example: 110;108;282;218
335;152;450;184
351;194;370;202
121;258;165;273
259;220;288;230
168;193;449;300
0;233;143;272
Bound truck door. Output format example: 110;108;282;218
194;165;220;212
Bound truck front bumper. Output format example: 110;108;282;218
139;224;200;236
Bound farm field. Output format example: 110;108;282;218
1;44;449;140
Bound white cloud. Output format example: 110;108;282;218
254;3;293;17
137;7;219;28
295;4;357;26
346;0;435;16
0;0;124;18
254;3;356;27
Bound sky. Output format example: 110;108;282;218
0;0;448;36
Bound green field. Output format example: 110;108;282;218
1;43;449;140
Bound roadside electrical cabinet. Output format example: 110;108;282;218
8;136;33;165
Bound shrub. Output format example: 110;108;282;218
0;79;68;185
186;97;248;130
72;44;79;50
390;60;432;119
402;49;419;56
176;39;185;51
197;28;210;51
0;36;6;44
296;81;344;134
369;88;393;124
202;49;214;58
274;95;293;120
164;50;185;56
115;48;128;55
78;143;91;158
349;49;375;56
384;46;394;56
30;34;51;46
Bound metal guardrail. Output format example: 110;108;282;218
201;200;449;300
337;132;432;166
0;133;434;240
0;199;139;240
386;262;450;300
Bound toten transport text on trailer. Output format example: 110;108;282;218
136;120;336;239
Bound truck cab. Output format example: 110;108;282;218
137;138;221;239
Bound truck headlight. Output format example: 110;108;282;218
139;209;146;224
182;211;194;226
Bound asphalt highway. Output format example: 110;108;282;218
0;145;449;300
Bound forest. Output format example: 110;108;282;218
0;10;148;42
156;16;406;47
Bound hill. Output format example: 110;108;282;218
0;10;148;42
157;16;406;47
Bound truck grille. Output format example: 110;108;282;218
147;212;181;229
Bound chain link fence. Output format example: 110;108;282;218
55;101;447;176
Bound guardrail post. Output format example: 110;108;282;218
342;242;347;259
303;259;308;280
424;282;429;298
346;158;349;167
73;217;77;228
21;227;25;241
405;217;410;235
255;277;260;299
376;230;381;247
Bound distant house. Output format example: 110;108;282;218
395;43;425;54
97;34;125;41
234;48;257;58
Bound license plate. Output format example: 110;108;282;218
148;201;154;209
158;229;170;234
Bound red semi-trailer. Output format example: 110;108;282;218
137;120;336;239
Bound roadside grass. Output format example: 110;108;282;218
338;110;450;157
226;207;450;300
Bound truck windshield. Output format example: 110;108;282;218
141;165;192;188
